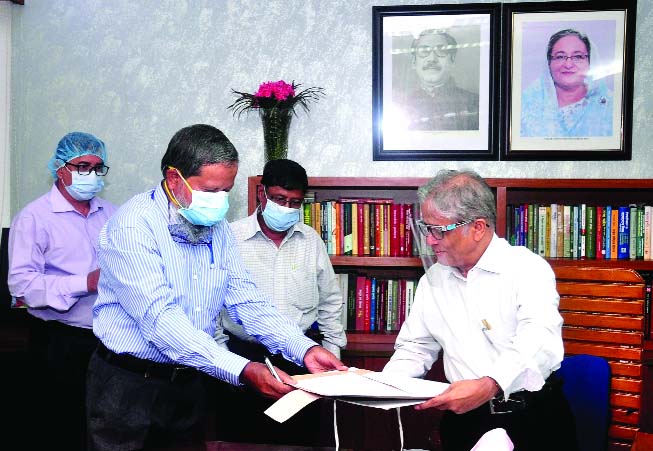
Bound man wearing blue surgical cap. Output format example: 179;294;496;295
8;131;117;450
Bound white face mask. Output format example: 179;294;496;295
65;172;104;201
261;198;301;231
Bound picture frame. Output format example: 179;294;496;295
501;0;637;160
372;3;500;161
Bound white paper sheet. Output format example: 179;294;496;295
265;369;450;422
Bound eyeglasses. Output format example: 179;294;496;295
416;218;474;240
266;195;303;209
415;45;450;59
550;54;589;64
65;162;110;176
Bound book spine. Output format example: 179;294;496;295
644;205;653;260
596;205;605;259
355;276;365;331
611;208;619;259
605;205;612;259
630;204;638;260
580;203;586;258
537;206;547;257
550;204;558;258
585;205;596;259
563;204;571;258
618;206;630;259
637;205;645;260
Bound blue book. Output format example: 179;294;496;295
618;206;630;259
605;206;612;259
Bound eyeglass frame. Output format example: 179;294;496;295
64;161;110;176
549;53;589;64
263;186;303;209
416;218;475;240
414;45;452;59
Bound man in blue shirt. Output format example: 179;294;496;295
87;124;346;451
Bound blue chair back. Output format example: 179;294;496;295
558;354;611;451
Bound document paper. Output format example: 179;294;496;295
265;368;449;423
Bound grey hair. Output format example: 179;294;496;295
417;169;496;228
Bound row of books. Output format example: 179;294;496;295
302;195;416;257
337;272;418;332
506;203;653;259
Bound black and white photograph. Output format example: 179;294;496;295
372;4;500;161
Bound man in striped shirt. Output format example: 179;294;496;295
86;124;346;451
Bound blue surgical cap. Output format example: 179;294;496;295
47;132;107;179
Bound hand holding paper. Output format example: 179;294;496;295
265;368;450;422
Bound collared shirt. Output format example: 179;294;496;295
384;234;564;398
8;184;117;328
93;184;317;386
215;213;347;357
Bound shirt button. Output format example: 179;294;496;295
193;274;198;280
195;307;201;312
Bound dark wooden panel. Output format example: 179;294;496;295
559;297;645;315
562;328;642;345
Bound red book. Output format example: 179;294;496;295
363;278;372;331
357;203;365;256
375;204;382;257
355;276;366;331
398;203;406;256
391;204;400;257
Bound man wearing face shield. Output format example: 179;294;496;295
8;131;117;450
213;158;346;445
87;124;346;451
383;169;578;451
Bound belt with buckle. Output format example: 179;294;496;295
489;392;528;414
96;342;197;383
488;374;560;415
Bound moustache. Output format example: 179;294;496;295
422;62;442;71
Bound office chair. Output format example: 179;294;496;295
558;354;611;451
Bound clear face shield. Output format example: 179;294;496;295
409;205;439;287
411;206;478;287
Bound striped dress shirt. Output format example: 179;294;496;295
216;213;346;357
93;183;316;386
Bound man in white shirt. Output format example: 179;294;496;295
213;158;346;444
383;169;578;451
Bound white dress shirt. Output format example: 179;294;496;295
384;234;564;398
216;213;346;357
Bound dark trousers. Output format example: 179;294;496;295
86;347;207;451
209;333;331;446
440;374;579;451
28;317;98;451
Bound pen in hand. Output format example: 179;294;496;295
264;356;283;383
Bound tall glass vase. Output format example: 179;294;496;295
260;107;292;162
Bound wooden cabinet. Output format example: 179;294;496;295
247;176;653;450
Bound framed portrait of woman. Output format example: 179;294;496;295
501;0;636;160
372;3;500;161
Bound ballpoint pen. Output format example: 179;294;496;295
264;356;283;383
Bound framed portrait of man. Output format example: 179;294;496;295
502;0;636;160
372;4;500;161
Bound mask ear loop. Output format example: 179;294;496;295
163;166;190;208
